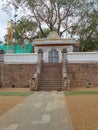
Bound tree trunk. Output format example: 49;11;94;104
39;23;46;37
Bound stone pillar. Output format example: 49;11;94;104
62;49;69;90
38;49;43;63
0;50;5;63
37;49;43;74
0;50;5;87
62;48;68;74
62;48;67;63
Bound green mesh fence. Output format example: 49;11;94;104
0;44;33;53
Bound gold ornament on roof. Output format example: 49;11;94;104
47;31;59;40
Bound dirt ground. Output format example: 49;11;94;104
66;87;98;130
0;87;30;92
0;96;26;115
0;88;30;115
71;86;98;91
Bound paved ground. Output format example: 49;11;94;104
0;91;73;130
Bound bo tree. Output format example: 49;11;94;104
3;0;94;36
2;0;98;51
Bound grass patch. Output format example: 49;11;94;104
64;91;98;96
0;92;33;96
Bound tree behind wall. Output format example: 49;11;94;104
13;18;38;44
3;0;93;36
71;9;98;51
3;0;98;51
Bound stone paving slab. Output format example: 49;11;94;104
0;91;74;130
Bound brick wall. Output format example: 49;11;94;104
0;62;98;88
0;64;37;88
66;63;98;88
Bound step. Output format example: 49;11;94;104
38;63;62;91
38;88;62;91
42;68;62;70
39;77;62;80
39;83;62;86
41;73;62;75
39;81;62;85
38;86;62;90
39;86;62;88
41;71;62;74
39;79;62;81
40;75;62;77
38;85;62;89
39;82;62;84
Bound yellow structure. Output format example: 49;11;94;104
7;20;14;45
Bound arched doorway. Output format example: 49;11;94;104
49;49;59;63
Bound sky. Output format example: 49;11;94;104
0;1;12;42
0;1;20;42
0;1;79;42
0;10;9;42
0;1;32;42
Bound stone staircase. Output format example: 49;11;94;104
38;63;62;91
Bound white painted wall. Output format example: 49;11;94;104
68;52;98;63
2;52;98;64
4;53;38;64
34;46;73;63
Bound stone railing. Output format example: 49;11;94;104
62;49;70;90
29;61;42;90
4;53;38;64
62;60;69;90
67;52;98;63
30;50;43;91
30;60;42;91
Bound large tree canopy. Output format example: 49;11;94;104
3;0;94;35
5;18;38;44
2;0;98;51
13;18;38;43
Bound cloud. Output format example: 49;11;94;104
0;23;6;41
0;1;14;42
0;9;10;42
0;1;24;42
0;1;32;42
